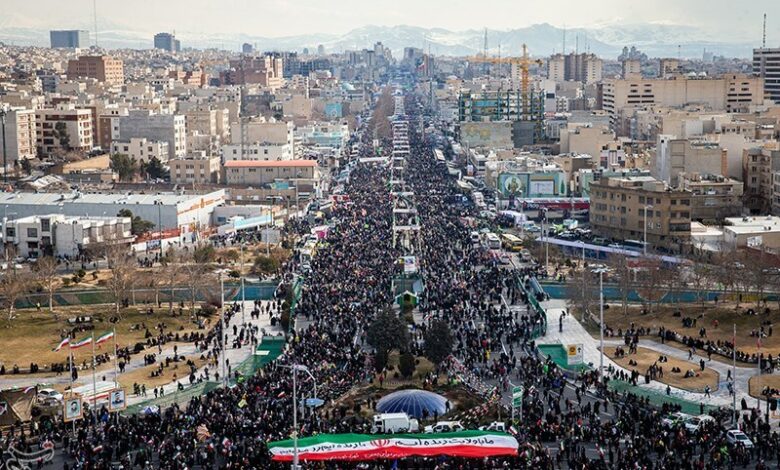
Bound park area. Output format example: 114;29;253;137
603;346;719;392
591;301;780;356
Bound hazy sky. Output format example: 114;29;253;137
2;0;778;40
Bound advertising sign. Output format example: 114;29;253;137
567;344;584;366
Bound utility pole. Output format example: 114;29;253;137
0;108;7;184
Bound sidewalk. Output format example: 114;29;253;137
539;298;755;411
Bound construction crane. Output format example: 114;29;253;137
466;43;543;121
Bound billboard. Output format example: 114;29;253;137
63;396;83;422
497;173;526;198
567;344;583;366
529;180;554;196
108;389;127;412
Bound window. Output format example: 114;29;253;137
6;227;15;237
27;228;38;238
41;219;50;232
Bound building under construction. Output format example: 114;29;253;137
457;89;545;146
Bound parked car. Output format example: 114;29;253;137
478;421;506;432
424;421;465;433
726;429;754;448
684;415;715;433
37;388;64;404
660;412;690;429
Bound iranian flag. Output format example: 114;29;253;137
70;336;92;349
268;431;518;461
95;331;114;346
53;337;70;352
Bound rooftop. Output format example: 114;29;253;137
224;160;317;168
0;190;224;207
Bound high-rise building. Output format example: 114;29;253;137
546;53;602;84
154;32;181;53
753;48;780;104
50;30;90;48
221;54;284;88
242;43;254;54
66;55;124;85
35;107;94;156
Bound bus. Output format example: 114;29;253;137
484;232;501;250
501;233;523;252
623;240;648;252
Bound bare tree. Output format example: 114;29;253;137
0;265;32;324
32;256;59;315
745;248;771;308
566;268;598;322
609;254;634;316
689;262;711;306
105;244;135;316
635;258;666;313
178;252;212;316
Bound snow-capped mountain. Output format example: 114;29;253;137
0;22;757;58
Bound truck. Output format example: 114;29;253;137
371;413;419;434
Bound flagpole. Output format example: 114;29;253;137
732;323;736;425
69;342;75;434
91;330;97;423
112;327;118;387
757;335;761;409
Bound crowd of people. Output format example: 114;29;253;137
3;92;780;470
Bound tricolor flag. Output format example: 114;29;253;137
70;336;92;349
23;386;35;394
95;331;114;346
53;337;70;352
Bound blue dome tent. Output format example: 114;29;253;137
376;389;448;419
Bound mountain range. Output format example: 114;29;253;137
0;22;759;59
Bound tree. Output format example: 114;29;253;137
398;352;416;378
105;244;135;316
367;310;410;370
54;122;70;150
566;269;598;321
193;245;216;264
635;258;667;313
609;254;634;316
0;265;32;323
141;156;170;181
252;255;280;276
178;252;212;315
32;256;59;314
423;319;454;366
745;249;772;307
110;153;138;182
117;209;155;236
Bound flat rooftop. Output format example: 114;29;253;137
0;190;224;206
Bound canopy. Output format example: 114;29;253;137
376;389;446;418
268;431;518;461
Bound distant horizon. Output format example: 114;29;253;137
1;0;777;45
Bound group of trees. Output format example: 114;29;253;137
110;154;169;182
366;310;455;378
568;248;779;321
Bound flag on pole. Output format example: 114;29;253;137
53;337;70;352
23;386;35;394
70;336;93;349
95;331;114;346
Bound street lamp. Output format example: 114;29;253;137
278;363;318;470
215;269;229;387
643;204;654;255
239;243;246;325
0;108;7;184
592;266;611;383
156;200;164;259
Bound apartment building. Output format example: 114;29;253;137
111;137;170;163
118;110;186;158
654;137;725;186
589;175;692;251
35;107;94;156
753;47;780;104
221;55;284;88
679;173;744;222
559;124;615;161
169;153;221;185
229;118;293;147
223;160;317;186
621;59;641;79
546;53;602;84
66;55;124;85
0;108;37;166
743;147;780;213
601;75;765;128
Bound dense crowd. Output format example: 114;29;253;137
3;92;780;470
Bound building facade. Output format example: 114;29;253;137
35;107;94;156
0;108;37;166
169;153;221;185
589;175;692;251
679;173;744;222
153;32;181;52
118;110;186;158
753;48;780;104
50;30;89;48
223;160;317;186
111;138;170;163
66;55;124;85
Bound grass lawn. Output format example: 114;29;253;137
604;346;719;392
0;304;206;371
585;302;780;356
748;374;780;399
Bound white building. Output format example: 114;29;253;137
111;138;170;163
221;142;293;161
3;214;132;258
118;110;186;158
